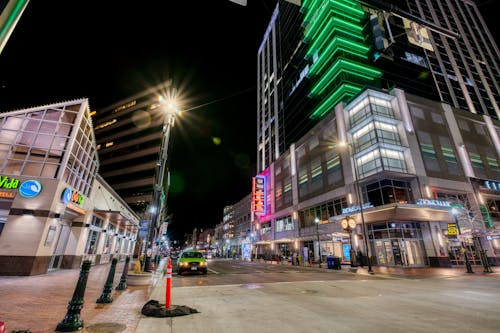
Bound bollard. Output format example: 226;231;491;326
56;260;92;332
97;258;118;303
165;258;172;309
116;256;131;290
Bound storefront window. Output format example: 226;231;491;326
366;179;413;207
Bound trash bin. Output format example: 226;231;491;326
326;256;334;269
332;256;341;270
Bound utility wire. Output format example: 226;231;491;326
183;86;255;112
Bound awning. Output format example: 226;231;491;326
93;209;138;227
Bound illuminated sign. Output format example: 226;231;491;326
484;180;500;191
447;223;458;239
342;202;373;214
252;176;266;215
0;175;19;189
19;180;42;198
61;188;84;205
0;191;15;198
67;203;86;215
417;199;450;207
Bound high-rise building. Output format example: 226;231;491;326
252;0;499;269
92;81;172;218
257;0;499;173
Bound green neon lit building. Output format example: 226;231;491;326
302;0;382;119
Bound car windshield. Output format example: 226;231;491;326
181;251;204;258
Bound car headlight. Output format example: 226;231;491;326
199;262;207;266
179;262;189;267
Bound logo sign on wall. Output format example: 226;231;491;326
252;176;266;215
19;180;42;198
61;188;84;205
0;175;20;189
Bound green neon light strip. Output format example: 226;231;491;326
310;83;362;119
330;0;365;17
0;0;29;44
303;0;326;24
310;58;382;96
308;37;370;75
306;12;364;42
305;19;365;55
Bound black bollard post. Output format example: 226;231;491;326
97;258;118;303
116;256;130;290
56;260;92;332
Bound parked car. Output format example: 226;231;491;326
177;250;208;275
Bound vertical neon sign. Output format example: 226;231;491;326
252;176;266;215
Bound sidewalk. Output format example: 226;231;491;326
0;258;166;333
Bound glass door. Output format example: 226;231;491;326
48;222;71;271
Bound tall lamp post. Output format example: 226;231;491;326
314;217;322;268
145;97;179;271
339;140;373;273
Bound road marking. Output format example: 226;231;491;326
208;268;220;274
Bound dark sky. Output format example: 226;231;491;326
0;0;278;242
0;0;496;242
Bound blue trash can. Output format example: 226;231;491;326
326;256;334;269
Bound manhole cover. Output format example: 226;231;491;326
85;322;127;333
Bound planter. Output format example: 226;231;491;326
126;272;153;286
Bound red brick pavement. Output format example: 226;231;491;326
0;261;154;333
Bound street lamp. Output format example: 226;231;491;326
341;216;357;267
315;217;322;268
144;96;179;271
339;140;373;273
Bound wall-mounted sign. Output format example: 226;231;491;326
342;202;373;215
0;191;15;198
19;180;42;198
252;176;266;215
0;175;20;189
447;223;458;239
61;188;84;205
417;199;451;207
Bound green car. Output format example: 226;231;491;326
177;250;208;275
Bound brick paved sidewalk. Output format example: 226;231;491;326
0;260;163;333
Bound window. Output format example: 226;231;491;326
276;216;294;232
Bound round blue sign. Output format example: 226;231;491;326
19;180;42;198
61;188;72;203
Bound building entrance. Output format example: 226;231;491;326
369;222;426;267
48;220;71;271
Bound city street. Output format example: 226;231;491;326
2;258;499;333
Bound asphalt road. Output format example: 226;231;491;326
136;259;500;333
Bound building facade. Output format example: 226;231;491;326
0;99;139;275
252;87;500;268
92;80;173;256
257;0;499;173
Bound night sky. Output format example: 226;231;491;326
0;0;496;242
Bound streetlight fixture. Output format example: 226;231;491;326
341;216;357;267
315;217;322;268
144;95;179;271
339;140;373;274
